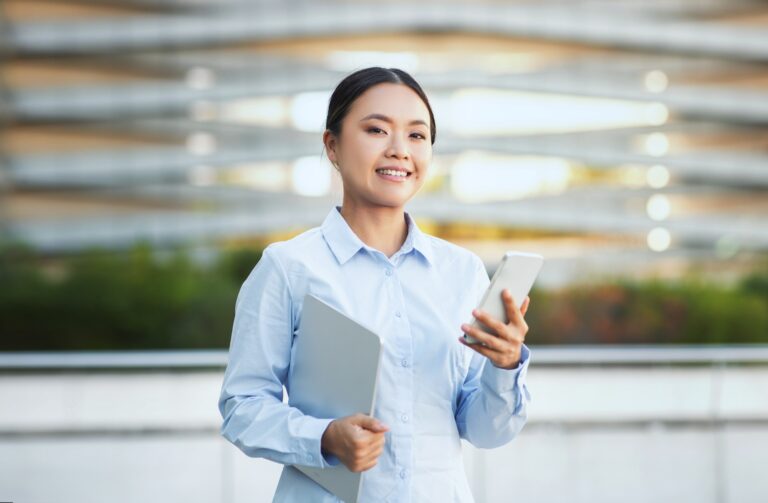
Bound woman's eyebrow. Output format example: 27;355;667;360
359;113;428;127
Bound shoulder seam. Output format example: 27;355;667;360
262;245;295;301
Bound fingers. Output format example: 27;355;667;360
459;336;521;369
471;308;508;337
502;289;524;325
353;432;384;457
323;415;389;472
520;295;531;316
458;336;501;360
360;432;386;457
352;413;389;433
353;447;383;472
348;425;387;472
469;290;529;342
461;322;503;350
459;290;530;369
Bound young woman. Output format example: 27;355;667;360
219;67;532;502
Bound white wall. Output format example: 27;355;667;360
1;355;767;503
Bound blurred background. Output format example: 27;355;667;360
0;0;767;502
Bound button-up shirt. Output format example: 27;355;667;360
219;205;531;502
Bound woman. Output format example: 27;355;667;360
218;67;532;502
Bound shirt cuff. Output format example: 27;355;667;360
295;416;340;468
480;344;531;401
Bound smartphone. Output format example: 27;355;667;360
463;251;544;344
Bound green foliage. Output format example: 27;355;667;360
526;271;768;345
1;243;766;350
0;242;261;351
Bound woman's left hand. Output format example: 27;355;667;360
459;289;530;369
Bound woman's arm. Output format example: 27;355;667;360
218;247;335;468
454;343;531;448
453;257;532;448
218;246;389;471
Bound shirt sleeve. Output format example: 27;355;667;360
454;256;532;448
218;246;338;468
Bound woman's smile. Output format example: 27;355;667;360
323;82;431;210
375;167;412;182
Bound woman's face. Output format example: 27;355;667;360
325;83;433;210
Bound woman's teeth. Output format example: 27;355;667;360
376;169;408;177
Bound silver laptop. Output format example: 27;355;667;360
288;294;384;503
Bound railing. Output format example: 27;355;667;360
2;345;768;370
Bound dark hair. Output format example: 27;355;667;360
325;67;437;146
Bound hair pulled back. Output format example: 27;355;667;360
325;67;436;146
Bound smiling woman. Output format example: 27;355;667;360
322;77;436;258
218;67;532;503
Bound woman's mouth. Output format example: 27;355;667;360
375;168;411;182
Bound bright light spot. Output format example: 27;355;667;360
645;102;669;126
620;165;647;188
450;153;570;202
292;156;332;197
291;91;333;132
189;100;218;122
646;164;670;188
326;52;420;73
646;194;671;221
186;132;216;156
188;165;216;186
186;67;216;90
644;133;669;157
644;70;669;93
219;97;288;126
225;162;288;191
647;227;671;252
447;89;675;135
474;53;542;74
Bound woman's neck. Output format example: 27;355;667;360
339;201;408;259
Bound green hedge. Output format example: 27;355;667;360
526;273;768;345
0;243;260;351
1;243;766;350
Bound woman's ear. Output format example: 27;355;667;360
323;130;337;165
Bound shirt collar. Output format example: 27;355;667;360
321;205;434;266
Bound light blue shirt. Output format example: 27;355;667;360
219;205;531;503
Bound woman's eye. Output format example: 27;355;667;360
367;127;425;140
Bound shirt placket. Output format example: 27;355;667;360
385;257;414;503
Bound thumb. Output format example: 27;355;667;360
354;414;389;433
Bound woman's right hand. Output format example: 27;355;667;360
321;413;389;472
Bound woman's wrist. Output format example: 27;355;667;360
320;419;338;457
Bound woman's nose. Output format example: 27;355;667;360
386;134;409;159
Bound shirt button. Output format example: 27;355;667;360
400;359;408;368
401;414;409;423
385;269;393;276
395;311;401;318
399;469;407;479
307;454;314;463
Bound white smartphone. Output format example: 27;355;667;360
463;251;544;344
